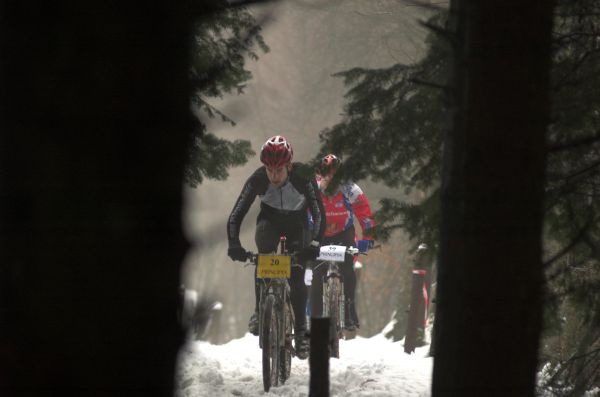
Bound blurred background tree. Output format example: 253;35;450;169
317;0;599;393
185;2;269;187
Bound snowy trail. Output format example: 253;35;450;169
175;328;433;397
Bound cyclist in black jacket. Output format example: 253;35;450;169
227;135;325;359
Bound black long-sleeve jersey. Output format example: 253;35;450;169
227;163;325;247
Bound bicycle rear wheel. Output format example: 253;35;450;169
262;295;279;392
279;299;293;383
324;277;341;358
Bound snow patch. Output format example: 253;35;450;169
175;324;433;396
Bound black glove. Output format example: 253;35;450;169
298;242;320;262
357;239;375;252
228;246;248;262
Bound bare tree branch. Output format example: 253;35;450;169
419;19;457;45
543;216;596;270
192;0;278;15
400;0;448;12
547;130;600;152
565;159;600;181
552;48;600;92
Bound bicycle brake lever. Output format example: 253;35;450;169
347;247;360;256
243;252;258;266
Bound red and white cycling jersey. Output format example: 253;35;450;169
316;176;375;238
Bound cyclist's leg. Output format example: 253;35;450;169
283;219;310;358
310;234;334;318
309;261;325;318
342;263;359;329
290;264;306;329
337;226;360;329
278;218;307;329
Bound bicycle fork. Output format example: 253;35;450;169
259;283;292;352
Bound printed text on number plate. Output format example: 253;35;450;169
317;245;346;262
257;254;291;278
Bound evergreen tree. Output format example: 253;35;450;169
185;2;269;187
317;10;448;342
319;0;599;392
538;0;600;393
316;11;449;248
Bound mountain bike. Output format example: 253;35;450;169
312;244;363;358
247;236;300;392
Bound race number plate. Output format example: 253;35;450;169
317;245;346;262
257;254;291;279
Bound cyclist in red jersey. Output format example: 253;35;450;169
311;154;375;332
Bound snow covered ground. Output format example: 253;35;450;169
174;323;433;397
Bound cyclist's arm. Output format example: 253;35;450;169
347;182;376;240
305;177;325;244
227;175;258;247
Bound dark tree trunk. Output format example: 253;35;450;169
433;1;553;396
0;2;194;396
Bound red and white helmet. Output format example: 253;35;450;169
260;135;293;168
320;153;341;176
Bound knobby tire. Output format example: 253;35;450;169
262;294;279;392
324;276;341;358
279;298;293;383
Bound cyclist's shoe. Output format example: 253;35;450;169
294;331;310;360
248;311;259;336
344;323;357;332
344;328;357;340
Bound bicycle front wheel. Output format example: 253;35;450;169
279;298;293;383
325;277;341;358
262;294;279;392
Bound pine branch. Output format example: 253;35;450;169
194;96;237;125
408;77;449;91
190;10;271;96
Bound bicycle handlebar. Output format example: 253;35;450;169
240;245;367;267
314;245;368;265
323;245;368;254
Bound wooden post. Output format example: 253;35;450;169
405;270;427;354
309;317;329;397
